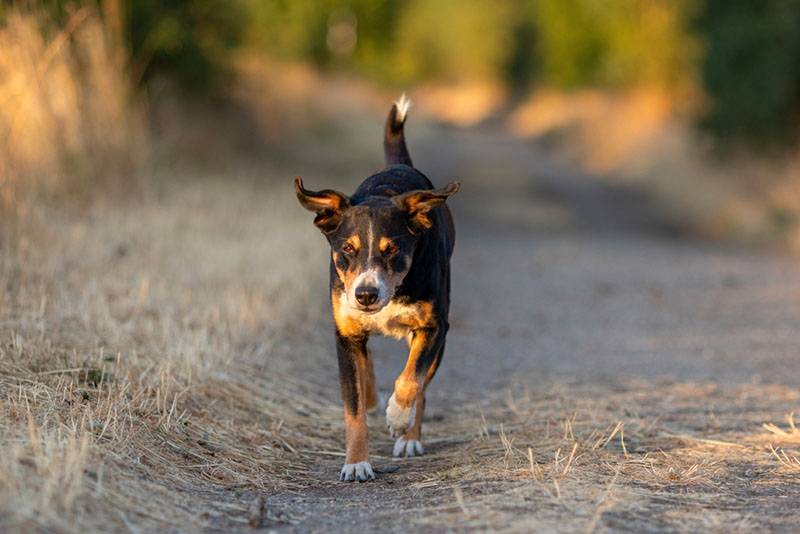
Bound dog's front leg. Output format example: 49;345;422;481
386;320;447;455
336;333;375;482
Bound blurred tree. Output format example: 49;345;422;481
698;0;800;148
14;0;800;153
533;0;699;90
243;0;406;81
504;3;539;96
390;0;514;85
127;0;246;92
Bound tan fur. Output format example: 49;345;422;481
331;290;362;337
378;237;393;252
332;291;434;340
346;234;361;251
344;351;370;464
403;392;425;441
392;329;434;407
344;412;368;464
402;352;440;441
331;251;361;304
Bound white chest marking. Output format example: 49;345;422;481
337;293;422;340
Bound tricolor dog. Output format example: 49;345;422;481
294;96;458;481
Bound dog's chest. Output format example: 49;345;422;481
334;293;432;339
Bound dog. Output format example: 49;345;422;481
294;95;458;481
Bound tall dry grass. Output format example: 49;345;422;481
0;2;146;215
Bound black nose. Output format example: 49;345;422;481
355;286;380;306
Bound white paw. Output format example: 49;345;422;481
393;438;424;458
385;394;415;438
339;461;375;482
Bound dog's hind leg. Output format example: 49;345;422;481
336;334;375;482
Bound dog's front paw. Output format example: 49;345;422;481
339;461;375;482
385;394;414;438
393;438;424;458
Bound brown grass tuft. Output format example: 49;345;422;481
0;2;146;216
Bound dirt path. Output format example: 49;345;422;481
3;116;800;533
252;123;800;531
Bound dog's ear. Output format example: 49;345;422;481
393;181;459;233
294;176;350;233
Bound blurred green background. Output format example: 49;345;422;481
2;0;800;245
11;0;798;147
104;0;800;147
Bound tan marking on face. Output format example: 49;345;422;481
346;234;361;250
332;247;362;297
341;269;360;296
332;252;346;285
379;237;393;253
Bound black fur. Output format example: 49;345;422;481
336;333;366;414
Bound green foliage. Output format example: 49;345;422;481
127;0;246;93
698;0;800;148
390;0;515;84
533;0;699;89
9;0;800;150
503;3;539;94
243;0;406;81
241;0;699;90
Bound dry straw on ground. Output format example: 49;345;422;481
2;175;799;532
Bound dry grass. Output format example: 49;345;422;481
0;2;145;214
2;171;799;532
0;172;332;531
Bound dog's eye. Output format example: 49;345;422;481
384;243;399;257
341;243;356;255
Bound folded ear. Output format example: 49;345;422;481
294;176;350;233
393;181;459;233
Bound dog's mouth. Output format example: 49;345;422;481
347;292;391;314
353;302;387;314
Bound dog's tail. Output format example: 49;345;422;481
384;93;413;167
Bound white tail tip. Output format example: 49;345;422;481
395;93;411;122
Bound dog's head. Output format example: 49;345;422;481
295;176;458;313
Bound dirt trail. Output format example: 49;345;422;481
4;114;800;533
258;122;800;531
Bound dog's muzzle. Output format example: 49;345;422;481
348;269;391;312
354;285;380;307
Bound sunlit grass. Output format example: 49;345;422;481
0;1;144;212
